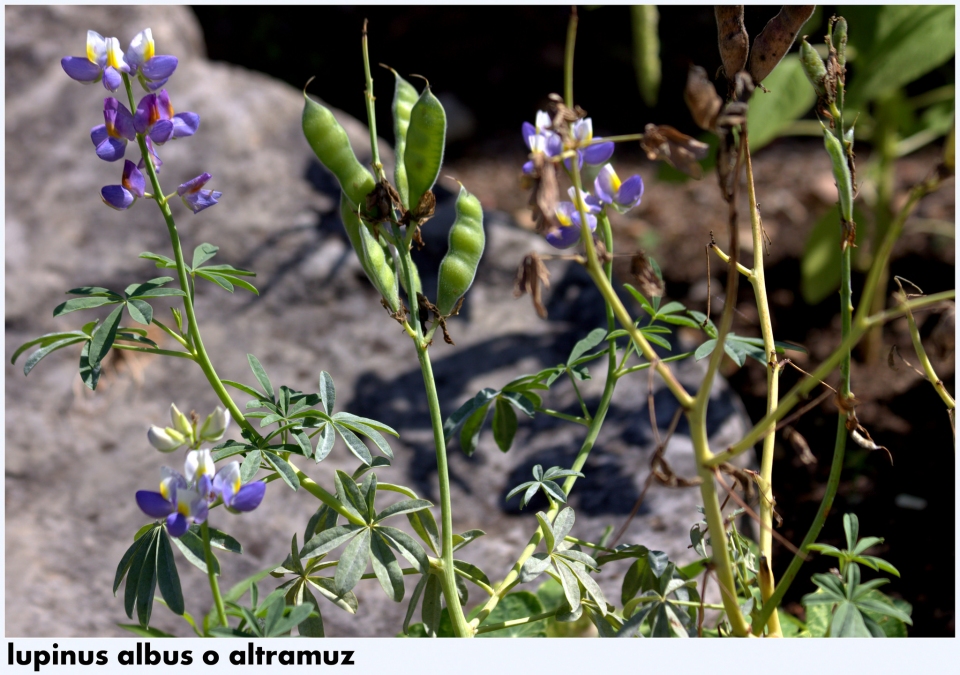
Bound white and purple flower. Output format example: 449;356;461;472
567;118;615;170
521;110;562;175
100;160;145;211
547;200;598;249
125;29;178;92
136;449;265;537
61;30;129;91
594;164;644;212
178;173;222;214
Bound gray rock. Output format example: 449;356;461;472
5;6;754;637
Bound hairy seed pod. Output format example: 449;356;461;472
386;67;419;210
748;6;816;84
822;126;853;224
800;38;827;97
436;185;484;316
404;84;447;216
715;6;749;80
303;93;376;208
831;16;848;68
339;193;400;312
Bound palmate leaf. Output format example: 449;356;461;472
334;528;372;595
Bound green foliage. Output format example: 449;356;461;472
113;525;184;628
506;464;584;509
141;243;258;295
747;55;818;151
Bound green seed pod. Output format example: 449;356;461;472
303;93;376;208
748;6;815;84
387;67;420;210
339;193;400;312
832;16;848;68
800;38;827;97
822;126;853;223
404;84;446;216
436;185;484;316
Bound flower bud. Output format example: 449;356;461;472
170;403;193;437
148;425;186;453
199;405;230;442
800;38;827;98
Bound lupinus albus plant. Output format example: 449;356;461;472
14;9;952;637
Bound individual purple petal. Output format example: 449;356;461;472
165;512;189;537
61;57;102;83
144;77;170;92
583;141;615;166
545;132;563;157
563;150;583;172
108;99;137;140
94;133;126;162
148;119;175;144
521;160;535;175
121;160;145;198
571;118;593;143
171;112;199;138
522;121;537;148
545;223;583;249
136;490;175;518
101;66;123;92
617;174;644;208
133;93;158;134
101;184;136;210
142;55;177;81
230;482;266;512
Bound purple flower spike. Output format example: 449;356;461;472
178;173;221;214
100;160;145;211
90;98;136;161
595;164;644;212
61;31;129;91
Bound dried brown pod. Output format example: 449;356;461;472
715;6;749;80
521;152;560;235
514;252;551;319
748;6;816;84
684;65;723;132
640;124;709;179
630;251;665;299
783;425;816;466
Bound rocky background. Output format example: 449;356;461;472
5;6;757;637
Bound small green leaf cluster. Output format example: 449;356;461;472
142;242;258;295
797;513;911;637
507;464;584;509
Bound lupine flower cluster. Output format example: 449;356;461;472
136;448;266;537
62;29;220;214
521;110;643;249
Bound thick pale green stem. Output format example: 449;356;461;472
744;140;782;637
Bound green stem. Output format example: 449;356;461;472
536;408;588;426
361;21;385;182
901;294;955;409
744;140;782;637
563;8;577;108
415;340;472;637
201;521;228;628
121;75;253;439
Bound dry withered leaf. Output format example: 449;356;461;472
522;153;559;235
715;6;749;81
685;65;723;132
514;252;551;319
630;250;665;299
365;181;395;223
748;6;815;84
783;425;817;466
640;124;709;179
